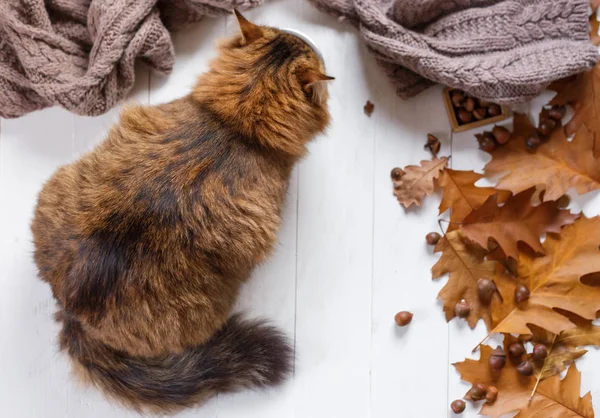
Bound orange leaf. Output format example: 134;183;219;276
393;157;448;208
550;62;600;157
485;122;600;201
490;216;600;336
431;230;496;329
454;344;594;418
591;13;600;46
460;188;578;259
438;169;499;223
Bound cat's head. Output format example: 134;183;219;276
193;11;334;158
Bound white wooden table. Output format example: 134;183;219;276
1;1;599;417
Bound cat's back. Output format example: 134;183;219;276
31;96;292;354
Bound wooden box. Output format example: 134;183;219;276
442;88;510;133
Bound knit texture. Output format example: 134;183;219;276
308;0;599;103
0;0;265;118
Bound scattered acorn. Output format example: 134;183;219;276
477;278;497;304
508;342;526;358
451;399;466;414
394;311;413;327
426;232;441;246
538;118;556;136
532;344;549;361
391;167;405;180
557;194;571;209
517;360;534;376
477;132;497;153
425;133;441;156
488;104;501;117
526;135;542;152
364;100;375;116
514;284;530;304
492;126;511;145
489;346;507;371
548;105;567;121
455;300;471;319
470;383;487;401
485;386;499;404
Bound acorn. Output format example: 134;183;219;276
489;346;507;371
485;386;499;404
458;109;473;124
508;342;526;358
452;90;466;107
451;399;466;414
455;300;471;319
492;126;511;145
477;132;497;153
391;167;405;180
548;105;567;121
517;360;534;376
532;344;549;361
465;97;476;112
394;311;413;327
426;232;441;246
477;278;497;304
488;104;502;117
514;284;530;304
538;118;557;136
526;135;542;152
478;99;491;108
473;107;487;120
470;383;487;401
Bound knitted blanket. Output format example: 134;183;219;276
308;0;599;103
0;0;264;118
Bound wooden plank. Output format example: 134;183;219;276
371;85;452;418
292;3;373;417
0;108;74;417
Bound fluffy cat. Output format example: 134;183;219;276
31;11;332;413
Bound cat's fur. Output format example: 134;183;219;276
31;11;332;413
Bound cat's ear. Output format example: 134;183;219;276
301;69;335;104
233;10;263;45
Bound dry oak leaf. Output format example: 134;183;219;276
489;216;600;337
591;13;600;46
460;188;578;259
393;157;448;208
432;230;496;329
526;318;600;382
593;0;600;12
550;62;600;156
455;344;594;418
485;118;600;201
438;169;500;224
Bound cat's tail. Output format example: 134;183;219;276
56;311;293;413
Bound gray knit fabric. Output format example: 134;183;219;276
0;0;264;118
308;0;599;103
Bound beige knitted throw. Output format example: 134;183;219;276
308;0;599;103
0;0;264;118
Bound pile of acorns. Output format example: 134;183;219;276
426;233;545;415
475;104;567;153
449;90;502;125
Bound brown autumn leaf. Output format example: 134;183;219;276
550;61;600;156
592;0;600;13
431;230;496;329
489;216;600;337
438;169;500;224
485;119;600;201
525;317;600;383
455;344;594;418
460;188;578;259
393;157;448;208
